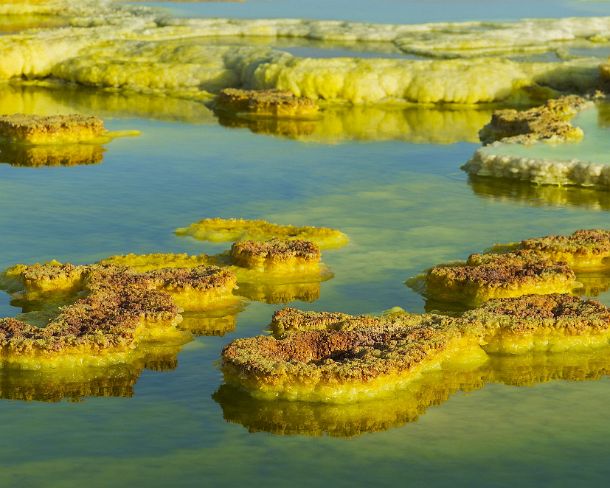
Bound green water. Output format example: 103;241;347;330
3;2;610;486
2;81;610;486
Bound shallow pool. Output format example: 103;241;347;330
2;1;610;487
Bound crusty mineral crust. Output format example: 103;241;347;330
0;114;107;144
216;88;319;118
270;307;422;337
230;239;320;271
175;217;349;250
222;313;468;399
224;293;610;402
0;262;238;358
424;251;576;306
463;293;610;334
478;95;589;145
516;229;610;270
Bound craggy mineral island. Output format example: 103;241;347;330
3;0;610;486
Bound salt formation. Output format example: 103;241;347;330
222;293;610;402
0;1;608;104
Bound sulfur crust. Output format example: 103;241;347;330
491;229;610;271
0;114;108;145
462;98;610;189
216;88;319;118
175;217;349;250
99;253;213;273
0;261;239;368
223;294;610;403
423;252;577;307
222;330;486;403
478;96;590;145
229;239;321;274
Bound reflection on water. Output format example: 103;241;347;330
217;105;493;144
0;84;215;124
215;348;610;437
0;14;67;34
0;343;182;402
236;281;320;304
0;143;105;167
468;176;610;211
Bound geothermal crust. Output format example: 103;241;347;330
415;229;610;306
216;88;319;118
222;293;610;402
0;113;107;144
222;229;610;403
463;96;610;189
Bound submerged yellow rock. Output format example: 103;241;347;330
175;218;349;250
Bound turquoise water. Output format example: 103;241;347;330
139;0;610;22
3;2;610;487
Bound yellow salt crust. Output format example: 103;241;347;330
223;336;487;403
229;239;321;274
0;316;189;370
424;274;577;307
176;218;349;250
483;328;610;355
99;253;213;272
0;114;107;145
0;4;608;104
489;230;610;272
216;88;319;118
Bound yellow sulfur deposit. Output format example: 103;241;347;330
222;293;610;403
175;218;349;250
222;311;488;402
216;88;319;118
478;95;590;145
412;229;610;307
0;114;108;145
491;229;610;272
0;260;239;368
421;252;577;307
230;239;321;274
